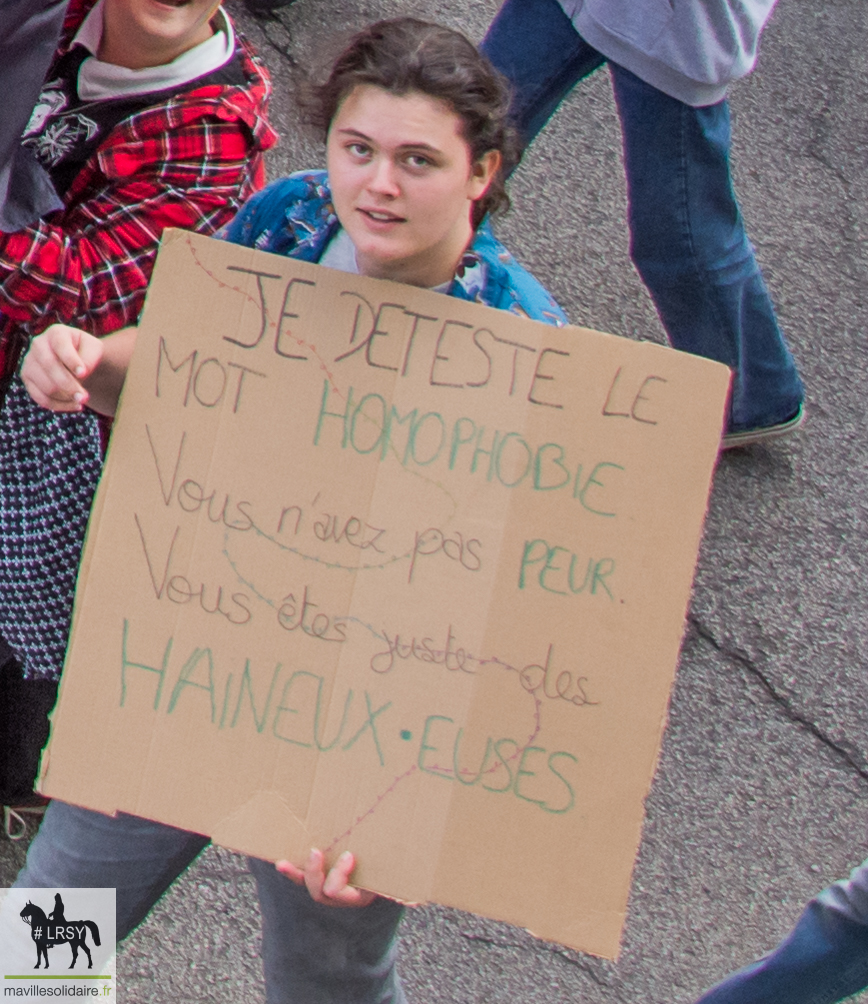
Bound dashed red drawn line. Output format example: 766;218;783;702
428;659;543;779
184;237;558;836
185;234;344;400
185;235;459;513
478;654;545;742
323;763;420;855
322;655;546;847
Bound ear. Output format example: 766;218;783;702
468;149;502;202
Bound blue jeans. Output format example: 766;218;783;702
695;857;868;1003
15;800;406;1004
481;0;805;434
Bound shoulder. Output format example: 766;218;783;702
95;16;276;154
219;170;337;256
452;222;568;327
191;27;276;149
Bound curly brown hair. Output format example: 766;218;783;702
307;18;519;228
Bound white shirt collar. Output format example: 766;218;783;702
72;0;235;102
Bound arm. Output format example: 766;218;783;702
21;323;136;416
0;108;259;339
0;0;68;231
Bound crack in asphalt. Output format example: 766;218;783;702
804;91;868;285
458;932;620;993
688;615;868;786
806;95;849;188
243;6;299;72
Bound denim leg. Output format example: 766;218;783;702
696;859;868;1004
480;0;605;146
249;856;406;1004
610;63;804;432
14;800;210;939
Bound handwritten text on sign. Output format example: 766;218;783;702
45;230;729;957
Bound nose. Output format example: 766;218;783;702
366;155;400;199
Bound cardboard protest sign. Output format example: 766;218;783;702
41;229;729;957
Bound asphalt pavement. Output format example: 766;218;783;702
3;1;867;1001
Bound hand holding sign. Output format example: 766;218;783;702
277;849;377;908
21;324;104;412
22;323;136;416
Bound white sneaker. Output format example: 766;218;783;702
721;405;805;450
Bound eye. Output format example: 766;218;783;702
346;141;371;160
404;152;434;170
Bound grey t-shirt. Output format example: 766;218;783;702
558;0;777;106
320;227;451;293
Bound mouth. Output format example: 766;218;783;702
358;208;406;224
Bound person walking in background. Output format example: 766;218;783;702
0;0;276;839
0;0;68;231
694;855;868;1003
480;0;805;448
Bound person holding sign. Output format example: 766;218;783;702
0;0;275;836
17;18;568;1002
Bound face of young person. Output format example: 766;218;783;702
99;0;222;70
326;85;499;289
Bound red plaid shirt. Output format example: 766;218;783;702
0;0;277;379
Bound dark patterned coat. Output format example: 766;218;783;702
0;0;276;679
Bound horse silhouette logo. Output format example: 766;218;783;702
19;893;101;970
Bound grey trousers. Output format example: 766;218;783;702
16;800;407;1003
